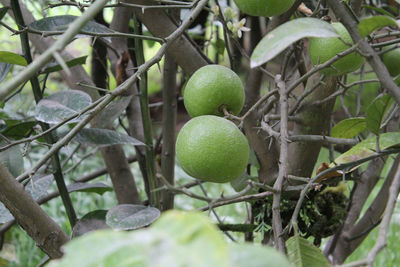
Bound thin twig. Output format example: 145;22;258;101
0;0;111;101
287;148;400;234
365;162;400;266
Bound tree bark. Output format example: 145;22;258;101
0;163;69;258
288;76;337;177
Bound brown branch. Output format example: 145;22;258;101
324;157;386;258
272;75;289;252
199;191;273;211
241;17;279;185
326;0;400;107
0;163;69;258
327;155;400;264
0;155;138;236
366;160;400;266
106;6;150;202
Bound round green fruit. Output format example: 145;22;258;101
308;22;364;76
184;65;245;118
176;115;250;183
382;45;400;78
233;0;296;17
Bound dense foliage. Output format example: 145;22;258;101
0;0;400;266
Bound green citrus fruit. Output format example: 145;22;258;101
308;22;364;76
382;45;400;77
176;115;250;183
233;0;296;17
184;65;245;118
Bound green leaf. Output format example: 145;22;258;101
49;211;291;267
93;96;132;128
0;109;10;120
72;210;109;238
106;204;160;230
28;15;114;41
358;16;398;38
25;174;54;200
0;63;11;83
230;243;292;267
0;141;23;178
34;90;92;124
67;182;112;195
40;56;88;74
286;235;331;267
250;18;338;68
74;128;145;147
230;172;257;192
0;51;27;66
150;211;230;266
366;94;394;135
142;30;156;48
151;211;227;245
0;7;9;21
333;132;400;165
363;5;396;18
331;117;366;139
337;70;380;114
213;38;226;55
0;121;37;139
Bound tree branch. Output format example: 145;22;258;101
326;0;400;106
0;162;69;258
365;159;400;266
272;75;289;252
0;0;110;102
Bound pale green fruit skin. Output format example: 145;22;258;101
184;65;244;118
176;115;250;183
308;22;365;76
233;0;296;17
382;45;400;78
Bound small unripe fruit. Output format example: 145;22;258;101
308;22;364;76
233;0;296;17
382;45;400;79
176;115;250;183
183;65;245;118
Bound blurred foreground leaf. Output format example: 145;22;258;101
48;211;290;267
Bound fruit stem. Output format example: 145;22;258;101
222;106;241;122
